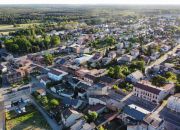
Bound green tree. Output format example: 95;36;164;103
88;111;98;121
50;99;60;107
41;96;48;106
44;53;54;65
44;35;51;49
113;85;119;90
151;75;168;87
165;72;177;82
51;35;60;46
98;126;105;130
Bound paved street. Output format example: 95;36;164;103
145;44;180;78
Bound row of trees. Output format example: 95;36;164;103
151;72;178;87
108;65;130;79
4;35;60;54
108;60;145;79
91;36;116;48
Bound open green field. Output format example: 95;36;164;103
0;23;41;34
6;105;51;130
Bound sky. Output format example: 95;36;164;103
0;0;180;5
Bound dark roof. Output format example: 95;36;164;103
77;81;91;89
99;76;116;84
134;82;161;95
123;106;147;121
88;104;105;112
62;108;73;119
40;76;50;82
62;97;79;107
94;82;106;88
49;69;62;75
84;74;97;81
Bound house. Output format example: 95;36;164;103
62;97;83;109
87;83;108;96
117;54;133;63
70;119;95;130
101;57;112;65
88;104;106;114
119;104;150;123
116;49;126;55
60;64;79;75
40;75;51;86
74;55;93;65
6;70;23;84
99;76;119;86
108;51;116;59
116;42;124;49
130;49;139;58
61;108;83;127
75;68;90;79
127;70;144;83
88;95;108;105
48;69;68;81
161;45;171;52
133;80;175;104
89;52;103;63
150;52;160;61
80;47;90;54
167;93;180;113
143;114;164;130
84;74;98;84
36;89;46;96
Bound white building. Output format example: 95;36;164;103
127;70;144;83
61;108;83;127
48;69;68;81
74;55;93;65
130;49;140;59
88;95;108;105
70;119;95;130
133;80;175;104
167;94;180;113
87;83;108;96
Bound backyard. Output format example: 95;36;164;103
6;105;51;130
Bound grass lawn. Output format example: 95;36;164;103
6;105;51;130
0;23;41;34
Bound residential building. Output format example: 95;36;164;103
61;108;83;127
127;70;144;83
167;93;180;113
130;49;140;58
70;119;95;130
48;69;68;81
40;75;51;86
84;74;98;84
87;83;108;96
88;95;108;105
119;104;150;123
117;54;133;63
133;80;175;104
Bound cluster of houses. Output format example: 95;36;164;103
1;15;180;130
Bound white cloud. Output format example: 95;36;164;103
0;0;180;4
